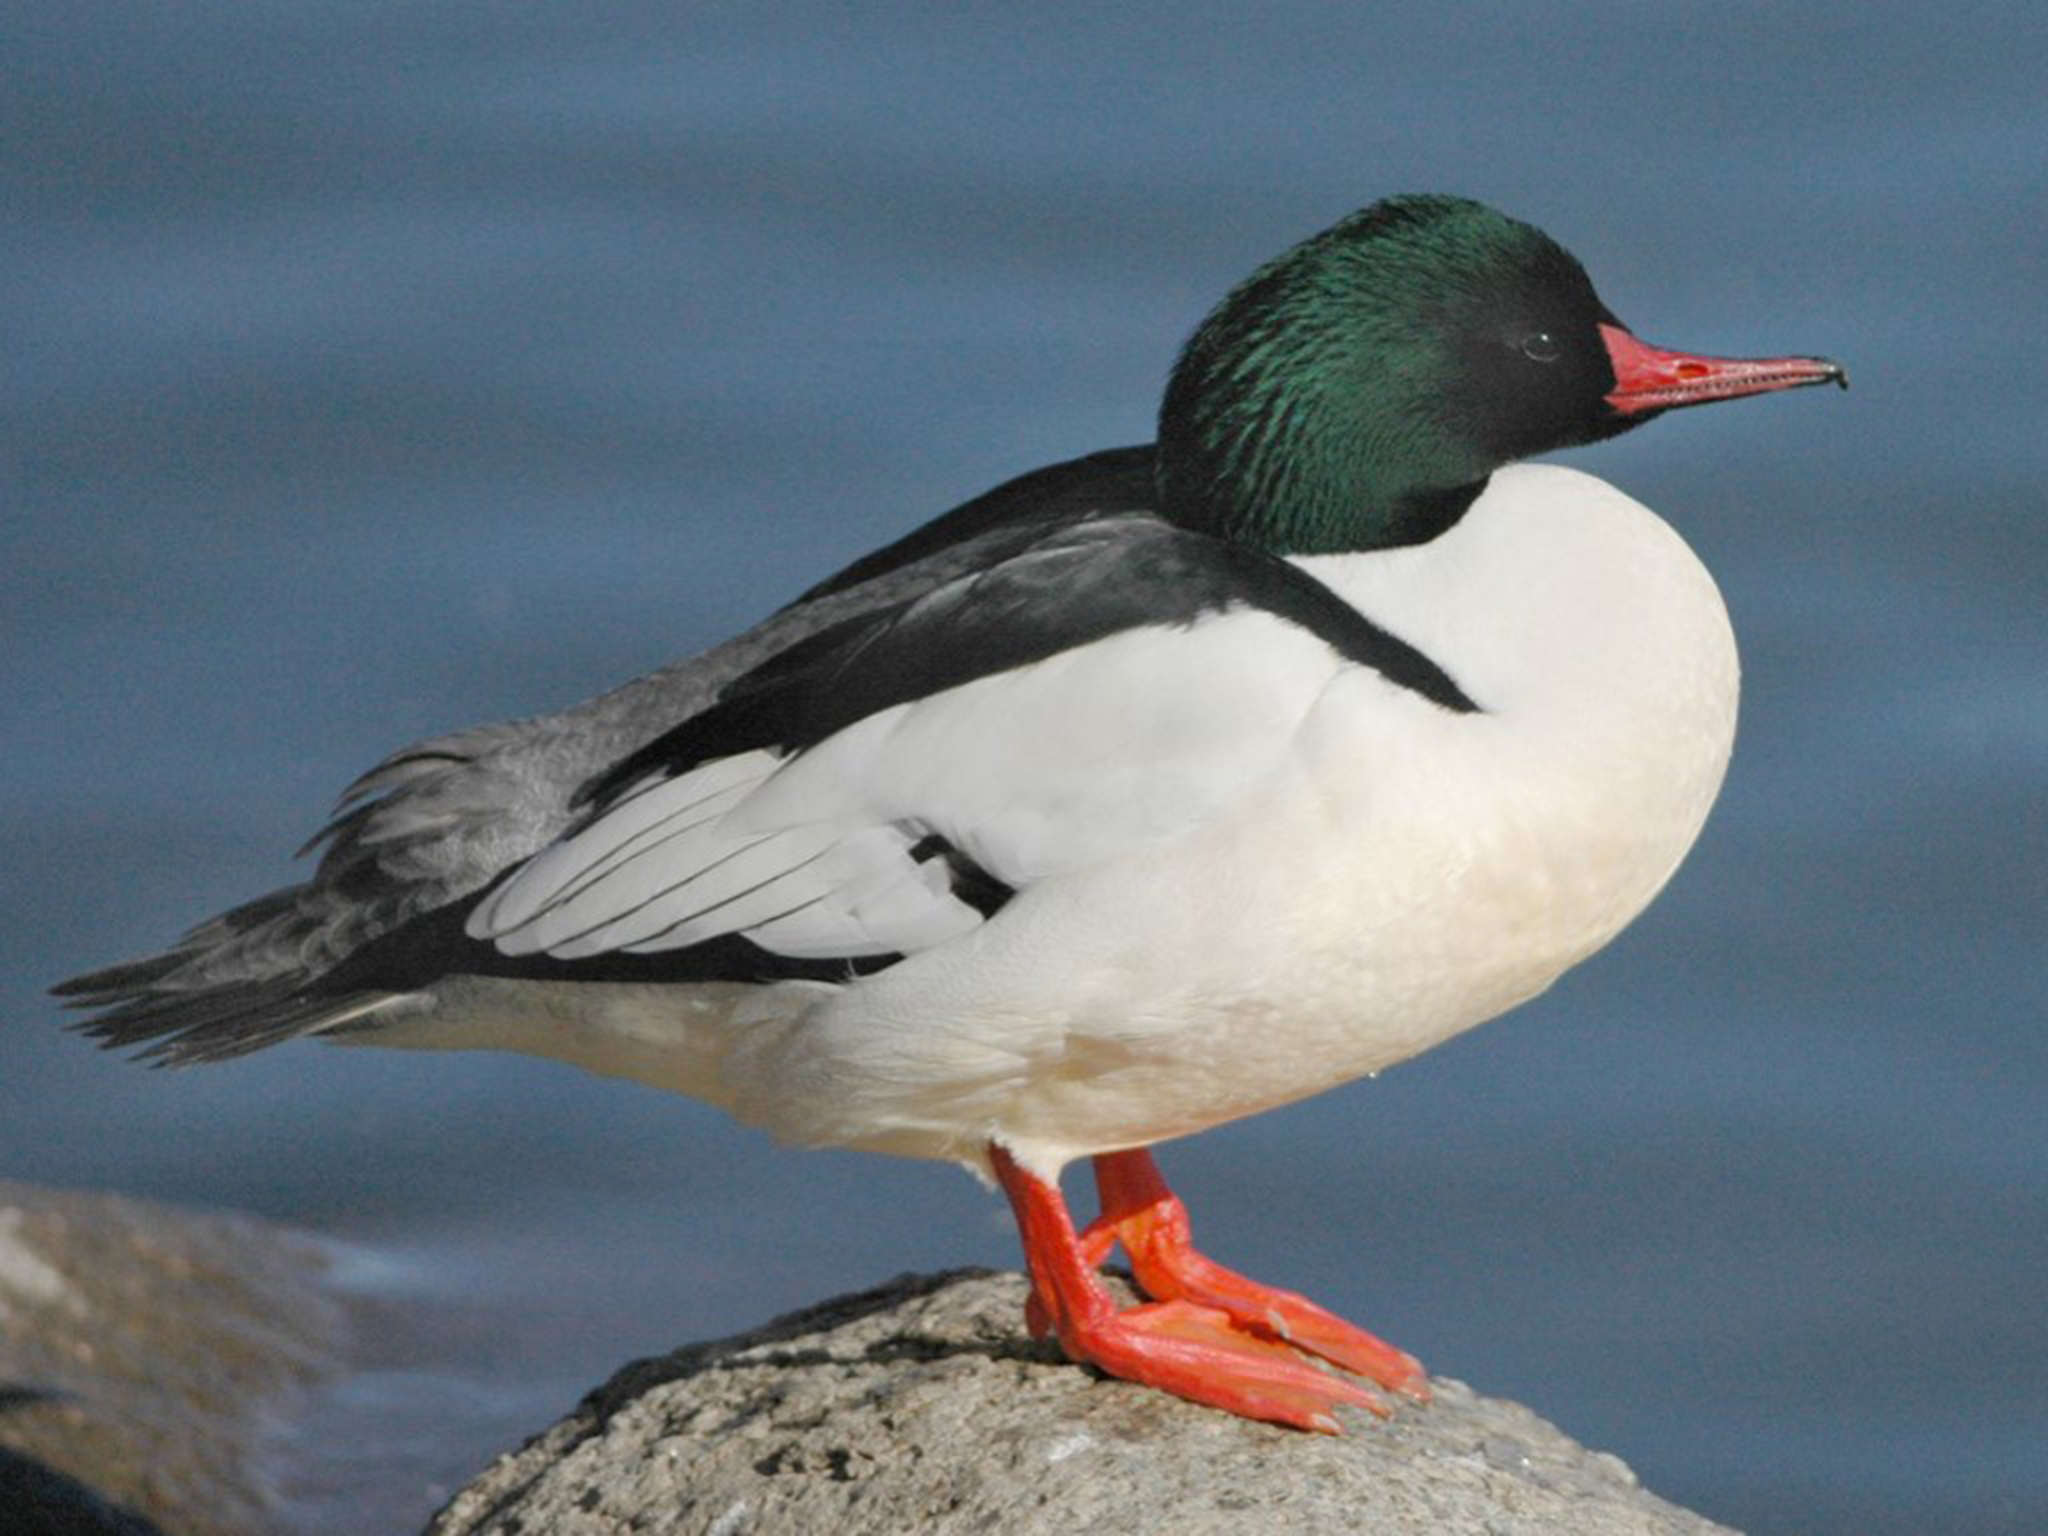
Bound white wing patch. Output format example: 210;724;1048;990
467;609;1358;969
469;745;988;961
470;750;780;941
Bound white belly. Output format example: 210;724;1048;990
374;466;1739;1181
717;466;1739;1172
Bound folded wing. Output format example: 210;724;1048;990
466;516;1432;974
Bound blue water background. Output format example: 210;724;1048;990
5;5;2043;1532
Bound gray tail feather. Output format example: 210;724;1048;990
52;892;404;1066
56;979;401;1065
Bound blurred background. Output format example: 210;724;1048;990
5;4;2043;1533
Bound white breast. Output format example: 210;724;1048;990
380;465;1738;1182
721;465;1739;1171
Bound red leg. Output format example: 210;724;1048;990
1091;1148;1429;1399
991;1143;1379;1432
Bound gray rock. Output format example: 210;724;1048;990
425;1269;1739;1536
0;1181;344;1536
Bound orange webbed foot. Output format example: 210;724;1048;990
1092;1147;1428;1399
1050;1294;1382;1432
993;1143;1423;1432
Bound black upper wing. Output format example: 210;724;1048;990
580;512;1476;812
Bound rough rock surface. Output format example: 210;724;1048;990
0;1181;344;1536
426;1269;1740;1536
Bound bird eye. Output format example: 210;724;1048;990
1518;331;1562;363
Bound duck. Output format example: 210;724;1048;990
56;193;1844;1433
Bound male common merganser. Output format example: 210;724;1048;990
58;194;1843;1432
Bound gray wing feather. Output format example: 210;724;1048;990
56;532;1033;1059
